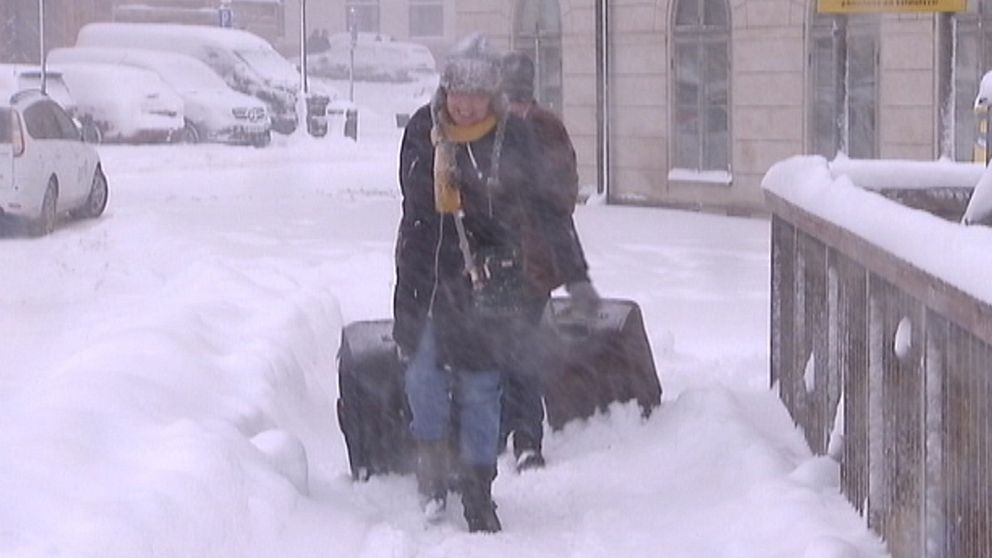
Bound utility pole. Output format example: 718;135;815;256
299;0;308;94
533;22;542;108
348;6;356;103
595;0;610;199
39;0;46;94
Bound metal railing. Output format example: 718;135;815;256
768;186;992;558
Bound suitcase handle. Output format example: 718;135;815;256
555;321;594;337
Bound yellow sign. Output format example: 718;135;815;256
818;0;965;12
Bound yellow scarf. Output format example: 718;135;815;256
433;113;498;213
440;114;497;144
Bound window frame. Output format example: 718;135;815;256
50;101;80;141
345;0;380;34
807;11;880;160
0;108;10;144
23;102;60;140
670;0;732;173
513;0;564;114
952;1;992;162
409;0;444;38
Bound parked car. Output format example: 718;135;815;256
51;63;184;144
77;22;303;134
299;33;438;84
0;90;108;236
49;47;272;147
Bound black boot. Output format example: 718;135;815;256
460;465;501;533
416;441;449;520
513;433;545;472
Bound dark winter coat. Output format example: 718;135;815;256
519;103;587;295
392;101;587;371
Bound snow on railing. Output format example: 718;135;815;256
762;156;992;558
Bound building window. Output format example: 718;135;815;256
672;0;731;172
410;0;443;38
953;1;992;162
513;0;563;114
808;13;879;159
346;0;379;34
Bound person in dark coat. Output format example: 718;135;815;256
498;50;599;471
393;35;596;533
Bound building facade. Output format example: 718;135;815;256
1;0;115;63
280;0;459;59
456;0;990;214
6;0;992;215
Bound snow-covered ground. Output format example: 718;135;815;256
0;105;887;557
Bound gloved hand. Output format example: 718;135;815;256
396;343;412;364
565;280;601;318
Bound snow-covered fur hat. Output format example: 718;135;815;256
500;51;535;102
440;33;501;95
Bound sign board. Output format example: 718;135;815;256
818;0;965;12
218;6;233;28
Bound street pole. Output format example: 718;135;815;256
595;0;610;199
39;0;46;94
299;0;308;94
348;7;356;103
533;23;541;108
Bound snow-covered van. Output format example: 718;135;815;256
77;22;301;134
50;47;272;147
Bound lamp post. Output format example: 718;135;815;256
348;6;356;103
299;0;308;94
39;0;46;94
595;0;610;198
533;22;541;108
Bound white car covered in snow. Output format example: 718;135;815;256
0;90;108;236
52;63;184;144
77;22;303;135
50;47;272;147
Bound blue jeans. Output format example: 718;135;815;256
405;321;502;466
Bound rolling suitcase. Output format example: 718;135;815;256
336;320;415;480
541;297;663;431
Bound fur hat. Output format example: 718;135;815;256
440;33;501;95
500;51;535;102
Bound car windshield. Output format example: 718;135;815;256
0;108;9;143
234;49;299;88
147;57;230;93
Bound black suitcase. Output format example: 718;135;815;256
336;299;663;479
336;320;415;480
541;298;662;431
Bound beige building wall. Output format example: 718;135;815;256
878;13;938;160
716;0;805;213
454;0;948;215
561;0;600;195
602;0;669;204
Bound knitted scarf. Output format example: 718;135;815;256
431;97;502;214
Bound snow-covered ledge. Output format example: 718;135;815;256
762;155;992;310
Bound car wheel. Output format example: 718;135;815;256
77;167;109;219
180;120;201;144
252;130;271;148
271;118;297;135
30;179;58;237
